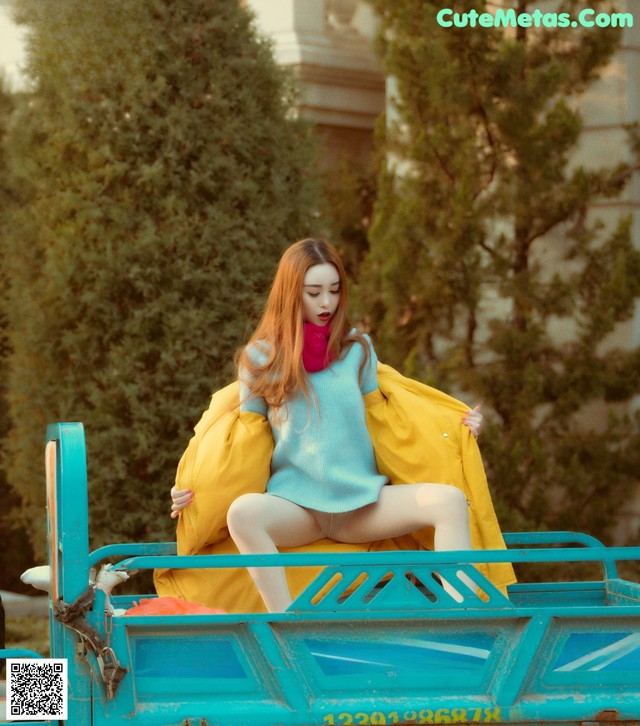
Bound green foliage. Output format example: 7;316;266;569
317;154;378;285
4;615;50;658
362;0;640;540
0;80;38;591
2;0;319;557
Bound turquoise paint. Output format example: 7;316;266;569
4;422;638;726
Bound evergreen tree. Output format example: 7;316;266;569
2;0;318;556
317;155;378;282
0;81;36;590
361;0;640;538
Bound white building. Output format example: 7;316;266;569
246;0;384;166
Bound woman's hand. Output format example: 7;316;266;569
170;485;193;518
462;404;483;438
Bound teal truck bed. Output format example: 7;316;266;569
2;422;639;725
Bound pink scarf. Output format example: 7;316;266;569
302;321;334;373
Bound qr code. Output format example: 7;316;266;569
6;658;68;721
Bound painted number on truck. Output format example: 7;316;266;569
323;707;502;724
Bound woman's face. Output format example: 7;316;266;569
302;263;340;326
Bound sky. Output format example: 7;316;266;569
0;2;27;90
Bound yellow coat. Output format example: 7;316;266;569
154;363;516;612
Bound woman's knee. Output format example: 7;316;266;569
417;484;469;520
227;493;265;533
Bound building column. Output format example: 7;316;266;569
246;0;385;166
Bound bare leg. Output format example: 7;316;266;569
330;484;473;600
228;484;473;612
331;484;470;548
226;493;323;612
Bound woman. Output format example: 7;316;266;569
171;239;483;612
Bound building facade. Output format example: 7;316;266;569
246;0;385;166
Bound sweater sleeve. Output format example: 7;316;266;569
239;342;269;416
359;334;379;396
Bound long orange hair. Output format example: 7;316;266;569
238;238;369;409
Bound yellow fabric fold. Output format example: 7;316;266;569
154;363;516;611
172;383;273;555
365;364;516;593
154;537;371;614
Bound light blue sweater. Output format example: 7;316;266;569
239;335;388;513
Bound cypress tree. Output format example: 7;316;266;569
0;81;36;589
3;0;318;556
0;82;11;562
361;0;640;538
